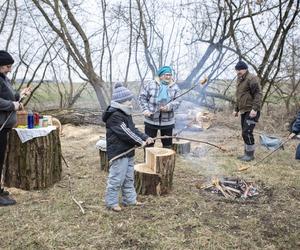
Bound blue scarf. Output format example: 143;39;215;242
157;81;170;104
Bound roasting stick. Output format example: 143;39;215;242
238;137;291;172
109;135;226;164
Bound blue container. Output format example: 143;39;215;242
27;111;34;129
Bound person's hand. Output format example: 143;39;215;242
20;87;32;99
288;133;296;140
141;141;147;147
160;105;169;112
13;101;22;111
146;137;154;145
233;111;238;117
143;110;152;117
249;109;257;118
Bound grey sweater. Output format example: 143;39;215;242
0;74;20;128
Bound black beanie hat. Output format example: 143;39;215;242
235;61;248;70
0;50;14;66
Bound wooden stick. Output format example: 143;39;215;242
238;137;291;172
108;135;226;164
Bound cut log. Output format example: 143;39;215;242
172;139;191;154
4;128;62;190
99;149;109;172
134;147;176;195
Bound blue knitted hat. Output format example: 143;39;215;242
235;61;248;70
111;82;133;103
157;66;173;77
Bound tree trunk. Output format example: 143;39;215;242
4;129;62;190
172;140;191;154
134;147;176;195
90;75;109;109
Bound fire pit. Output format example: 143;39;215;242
197;177;259;199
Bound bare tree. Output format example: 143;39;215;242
31;0;109;109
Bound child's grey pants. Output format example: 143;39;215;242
105;156;137;208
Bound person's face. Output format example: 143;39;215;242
122;99;133;108
0;65;13;75
236;69;247;78
160;73;172;83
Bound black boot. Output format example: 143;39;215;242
0;196;16;206
0;188;10;196
240;150;254;162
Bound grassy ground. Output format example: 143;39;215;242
0;113;299;249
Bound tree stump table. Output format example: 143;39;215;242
134;147;176;195
172;139;191;154
4;128;62;190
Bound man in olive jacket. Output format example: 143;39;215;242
233;61;262;161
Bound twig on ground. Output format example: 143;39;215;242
62;154;85;214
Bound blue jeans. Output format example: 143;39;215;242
105;156;137;208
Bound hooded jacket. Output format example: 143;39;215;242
102;101;149;161
139;77;180;126
0;74;19;128
235;71;262;114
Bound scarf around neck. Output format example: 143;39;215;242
157;80;170;104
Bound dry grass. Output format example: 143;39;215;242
0;113;299;249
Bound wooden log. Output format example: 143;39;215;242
4;128;62;190
172;139;191;154
99;149;109;172
134;147;176;195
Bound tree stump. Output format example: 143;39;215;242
99;149;109;172
134;147;176;195
4;128;62;190
96;139;109;172
172;139;191;154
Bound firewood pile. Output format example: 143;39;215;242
197;177;259;199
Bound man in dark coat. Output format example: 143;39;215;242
288;111;300;159
233;61;262;161
0;51;31;206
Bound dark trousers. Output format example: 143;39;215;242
296;144;300;160
145;124;173;148
0;128;10;185
241;111;260;145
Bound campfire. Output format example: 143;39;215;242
197;177;259;199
